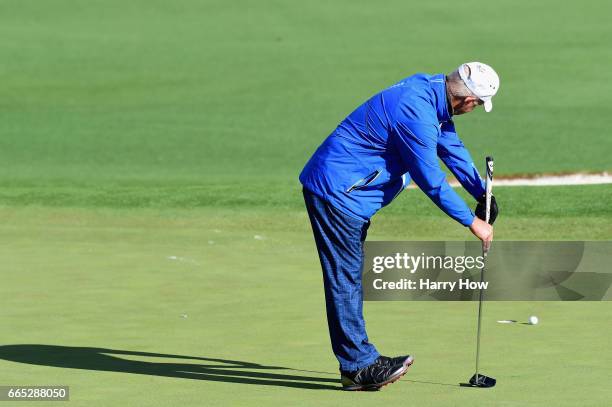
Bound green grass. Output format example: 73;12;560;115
1;183;611;239
0;203;611;406
1;0;611;188
1;0;611;406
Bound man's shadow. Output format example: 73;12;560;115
0;344;339;391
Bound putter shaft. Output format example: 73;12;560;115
474;156;494;383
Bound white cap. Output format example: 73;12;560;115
458;62;500;112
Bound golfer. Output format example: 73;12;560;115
300;62;500;391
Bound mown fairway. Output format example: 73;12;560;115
1;1;611;406
1;0;611;186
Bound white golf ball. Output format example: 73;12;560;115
528;315;539;325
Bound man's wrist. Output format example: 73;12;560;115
464;214;476;228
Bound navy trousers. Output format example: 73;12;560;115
303;188;380;371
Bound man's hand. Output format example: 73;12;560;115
475;195;498;225
470;217;493;252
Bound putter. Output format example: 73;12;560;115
468;156;496;388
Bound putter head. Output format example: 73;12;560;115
469;373;496;388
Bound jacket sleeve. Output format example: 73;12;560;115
437;121;486;201
392;119;475;227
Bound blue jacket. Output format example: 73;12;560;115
299;73;485;226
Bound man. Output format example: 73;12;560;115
299;62;500;391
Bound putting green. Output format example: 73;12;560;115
1;186;610;406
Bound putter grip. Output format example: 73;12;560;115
485;156;494;224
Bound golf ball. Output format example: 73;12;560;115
528;315;539;325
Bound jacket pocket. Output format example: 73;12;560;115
346;169;382;193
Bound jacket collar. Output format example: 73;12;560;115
429;74;452;122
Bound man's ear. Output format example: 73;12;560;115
465;96;480;105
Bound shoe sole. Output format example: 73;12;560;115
400;355;414;367
342;357;414;391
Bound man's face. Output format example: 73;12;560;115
453;96;484;115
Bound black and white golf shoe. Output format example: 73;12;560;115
340;356;413;391
375;354;414;368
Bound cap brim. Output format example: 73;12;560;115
484;100;493;112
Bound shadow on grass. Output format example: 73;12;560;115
0;344;339;391
404;379;460;387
